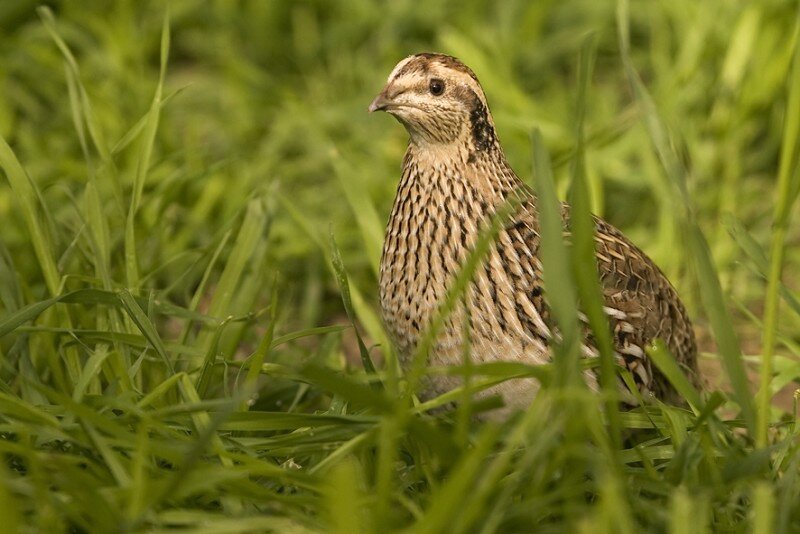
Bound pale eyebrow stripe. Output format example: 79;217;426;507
387;55;416;83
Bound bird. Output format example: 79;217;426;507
369;53;698;415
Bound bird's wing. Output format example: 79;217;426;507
507;198;697;398
589;216;698;396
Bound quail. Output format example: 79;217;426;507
370;53;698;414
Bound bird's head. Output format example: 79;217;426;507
369;53;497;151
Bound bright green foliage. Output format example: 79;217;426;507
0;1;799;532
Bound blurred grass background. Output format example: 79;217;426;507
0;0;799;531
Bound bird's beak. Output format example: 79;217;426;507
368;90;392;113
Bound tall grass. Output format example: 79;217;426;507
0;1;799;531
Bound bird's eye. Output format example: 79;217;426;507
429;78;445;96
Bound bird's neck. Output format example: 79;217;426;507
405;141;468;176
402;140;519;202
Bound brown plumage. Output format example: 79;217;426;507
370;53;698;414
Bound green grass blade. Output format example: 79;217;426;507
647;339;703;412
0;138;60;296
71;344;111;402
38;7;111;161
724;214;800;317
195;318;233;398
118;289;174;374
124;10;170;289
757;11;800;447
0;391;60;428
617;0;756;435
0;296;59;338
194;197;269;363
299;364;391;413
752;482;775;534
324;456;370;534
332;154;384;277
412;423;498;534
0;464;21;533
112;87;186;155
330;232;377;376
280;192;390;364
239;281;279;409
568;33;622;446
531;129;580;384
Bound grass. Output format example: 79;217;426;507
0;0;799;531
